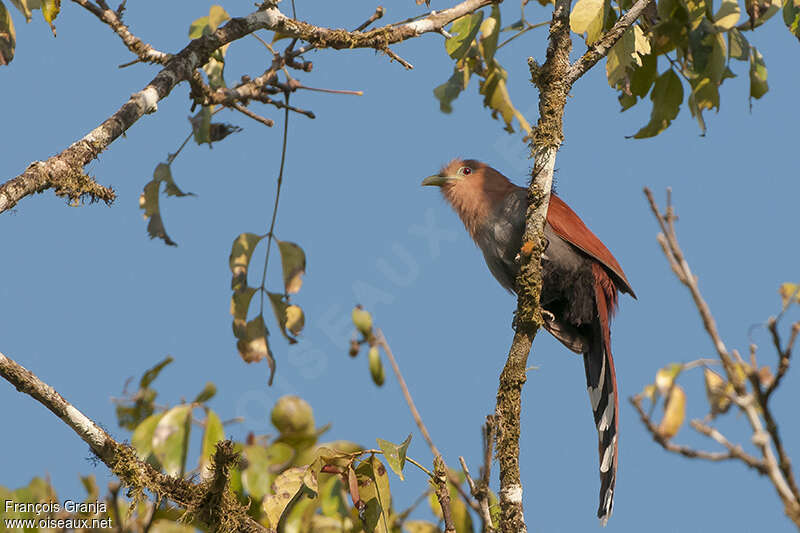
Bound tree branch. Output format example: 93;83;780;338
0;351;270;533
0;0;493;215
494;0;574;530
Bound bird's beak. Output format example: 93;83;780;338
421;174;455;187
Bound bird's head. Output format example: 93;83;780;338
422;159;518;238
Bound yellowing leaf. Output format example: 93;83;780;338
8;0;37;22
570;0;607;44
445;12;484;60
263;467;310;528
631;69;683;138
655;362;683;394
685;0;707;29
703;368;732;417
606;25;651;87
231;286;256;338
268;291;300;343
207;5;229;31
1;1;17;66
480;5;501;64
277;239;306;294
779;282;800;308
285;305;304;336
139;179;176;246
229;232;263;291
377;434;412;480
658;385;686;439
714;0;741;29
193;382;217;403
749;46;768;101
236;314;276;385
479;64;532;136
40;0;57;35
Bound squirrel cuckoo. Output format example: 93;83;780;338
422;159;635;525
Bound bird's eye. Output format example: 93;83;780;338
458;167;472;176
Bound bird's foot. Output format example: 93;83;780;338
541;308;555;322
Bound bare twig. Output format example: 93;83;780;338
229;102;275;127
630;396;758;465
689;419;766;472
354;6;386;32
643;187;800;524
376;329;440;458
460;456;495;531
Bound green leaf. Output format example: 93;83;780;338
480;5;501;64
194;382;217;403
242;444;276;501
606;25;651;88
231;286;257;338
236;314;276;385
749;46;768;101
376;434;412;480
154;163;193;198
320;476;349;518
152;405;192;477
355;457;392;533
570;0;607;44
368;346;385;386
728;27;750;60
199;410;224;476
433;67;469;113
629;52;658;100
268;291;303;343
714;0;741;29
785;0;800;39
191;106;212;145
0;1;15;66
141;356;174;388
631;69;683;138
229;232;263;291
40;0;57;35
445;12;484;60
479;63;532;136
277;239;306;294
131;412;166;463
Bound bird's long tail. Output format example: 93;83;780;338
584;264;620;526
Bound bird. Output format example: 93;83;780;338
422;158;635;525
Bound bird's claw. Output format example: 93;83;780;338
541;309;555;322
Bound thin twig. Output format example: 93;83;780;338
355;6;386;32
434;457;457;533
259;96;291;316
375;329;440;457
229;102;275;127
460;456;495;531
630;396;753;464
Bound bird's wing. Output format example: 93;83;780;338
547;194;636;299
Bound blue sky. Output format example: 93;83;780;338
1;1;799;531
